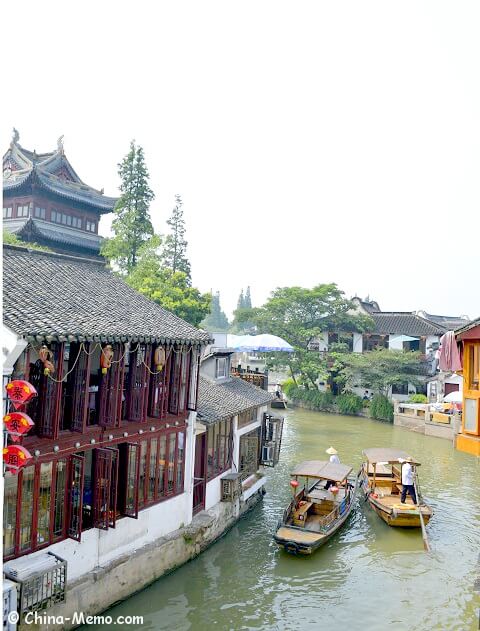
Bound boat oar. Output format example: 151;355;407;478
414;473;430;553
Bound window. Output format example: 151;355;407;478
36;462;53;547
27;343;64;439
3;206;13;219
239;428;260;481
215;357;228;379
238;407;258;429
86;220;97;232
148;346;172;419
53;459;68;539
206;418;233;480
34;206;46;219
19;466;35;551
16;204;30;218
467;343;480;391
3;471;17;557
51;210;57;222
72;216;82;229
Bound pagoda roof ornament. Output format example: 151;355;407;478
12;128;19;145
57;135;64;153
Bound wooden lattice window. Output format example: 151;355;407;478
98;343;124;428
92;448;119;530
127;344;151;422
168;349;182;415
123;443;140;519
68;454;84;541
28;343;64;439
148;346;172;419
187;348;200;411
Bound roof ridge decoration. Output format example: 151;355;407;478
3;131;118;213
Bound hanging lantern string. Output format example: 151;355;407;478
27;340;196;382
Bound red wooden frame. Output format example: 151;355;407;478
99;343;123;428
70;343;91;432
124;443;141;518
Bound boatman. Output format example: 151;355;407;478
325;447;340;489
400;456;417;504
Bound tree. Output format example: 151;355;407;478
336;348;429;397
101;141;154;274
201;292;229;332
162;194;191;281
248;284;373;387
3;230;51;252
244;286;252;309
237;289;245;311
127;237;210;327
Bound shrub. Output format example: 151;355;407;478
281;379;297;397
370;394;394;422
408;393;428;404
285;386;334;411
336;392;363;415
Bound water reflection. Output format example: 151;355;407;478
84;409;480;631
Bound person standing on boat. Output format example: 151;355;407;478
325;447;340;489
400;457;417;504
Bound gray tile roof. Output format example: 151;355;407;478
420;313;470;331
370;313;447;336
4;218;103;252
3;245;212;345
197;376;274;424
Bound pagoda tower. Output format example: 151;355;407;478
2;129;117;258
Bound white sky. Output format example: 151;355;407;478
3;1;479;319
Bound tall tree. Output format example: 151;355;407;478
244;286;252;309
127;236;210;327
237;289;245;310
101;141;154;274
201;292;229;332
162;194;191;281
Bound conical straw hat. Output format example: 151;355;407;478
326;446;338;455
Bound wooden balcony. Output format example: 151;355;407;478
231;367;268;391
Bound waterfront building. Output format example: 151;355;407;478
3;130;117;257
2;244;279;625
454;318;480;456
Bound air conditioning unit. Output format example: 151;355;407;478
4;552;67;614
3;579;18;631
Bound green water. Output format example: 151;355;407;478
85;409;480;631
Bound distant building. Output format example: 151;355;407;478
3;130;117;258
454;318;480;456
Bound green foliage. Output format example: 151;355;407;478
101;141;154;274
408;393;428;403
126;237;211;327
162;194;191;281
248;285;373;387
281;379;297;396
200;292;229;332
285;386;335;411
337;348;428;397
370;394;394;422
3;230;51;252
336;392;364;415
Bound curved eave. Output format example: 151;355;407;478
20;332;212;346
3;168;117;214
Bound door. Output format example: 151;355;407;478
192;433;206;515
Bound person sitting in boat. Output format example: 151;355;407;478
400;456;417;504
324;447;340;489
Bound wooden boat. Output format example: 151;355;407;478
273;460;359;555
360;448;433;528
271;398;287;409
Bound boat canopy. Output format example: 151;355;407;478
290;460;353;482
362;448;421;465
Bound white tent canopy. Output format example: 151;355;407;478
226;334;294;353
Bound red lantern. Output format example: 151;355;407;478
5;380;37;410
100;344;114;375
290;480;299;489
3;445;33;473
3;412;35;442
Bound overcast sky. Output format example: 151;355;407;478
3;1;479;319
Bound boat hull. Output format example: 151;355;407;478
367;496;433;528
274;475;359;555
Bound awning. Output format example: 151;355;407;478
362;448;420;465
290;460;353;482
227;334;294;352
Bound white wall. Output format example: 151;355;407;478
353;333;363;353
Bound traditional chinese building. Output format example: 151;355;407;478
2;244;280;627
3;130;117;258
454;318;480;456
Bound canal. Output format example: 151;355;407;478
85;408;480;631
